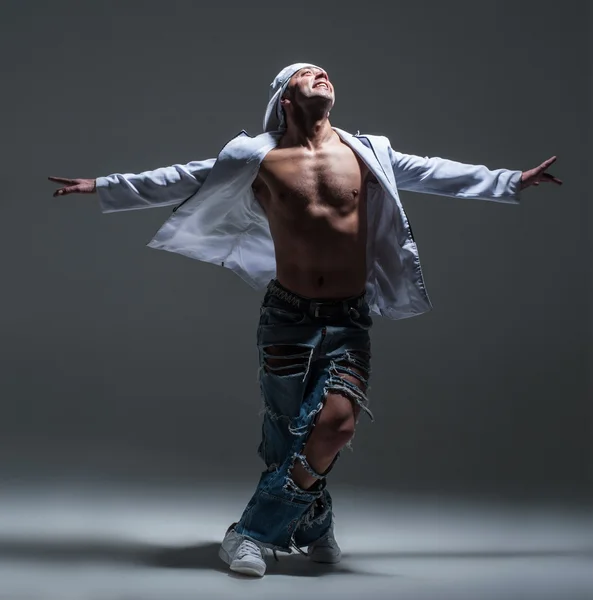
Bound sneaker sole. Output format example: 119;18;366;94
309;551;342;564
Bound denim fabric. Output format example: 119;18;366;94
233;280;374;551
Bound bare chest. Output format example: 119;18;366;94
257;145;367;216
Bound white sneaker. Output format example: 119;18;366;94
307;525;342;564
218;524;267;577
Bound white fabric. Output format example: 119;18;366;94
96;129;522;320
263;63;322;132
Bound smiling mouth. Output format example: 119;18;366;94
313;82;329;90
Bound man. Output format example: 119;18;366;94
49;62;562;577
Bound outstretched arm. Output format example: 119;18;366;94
388;148;563;205
49;157;216;213
388;147;523;204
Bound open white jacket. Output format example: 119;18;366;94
96;128;522;320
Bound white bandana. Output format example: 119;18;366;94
262;62;323;132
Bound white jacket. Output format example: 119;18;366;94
96;128;522;320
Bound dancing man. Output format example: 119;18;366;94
49;62;562;577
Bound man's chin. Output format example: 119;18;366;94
307;92;334;107
297;93;334;114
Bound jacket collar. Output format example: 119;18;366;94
333;128;396;191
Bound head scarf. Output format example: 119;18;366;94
263;62;323;132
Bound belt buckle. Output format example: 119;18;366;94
310;301;322;318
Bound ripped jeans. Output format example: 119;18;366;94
234;279;373;552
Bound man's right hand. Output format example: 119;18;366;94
48;177;96;197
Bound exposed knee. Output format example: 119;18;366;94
313;354;370;451
314;393;358;450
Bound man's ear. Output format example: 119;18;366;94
280;97;291;108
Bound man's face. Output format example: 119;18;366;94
284;66;335;110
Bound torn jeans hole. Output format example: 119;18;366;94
299;493;331;532
325;349;373;451
325;350;373;422
262;344;314;381
283;400;329;496
294;452;336;479
288;401;324;436
283;348;372;496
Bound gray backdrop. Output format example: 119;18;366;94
1;0;590;504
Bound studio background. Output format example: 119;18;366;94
1;0;590;506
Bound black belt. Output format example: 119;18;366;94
267;280;366;319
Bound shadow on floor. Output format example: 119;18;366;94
0;537;378;577
0;536;591;577
148;543;382;577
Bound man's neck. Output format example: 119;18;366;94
280;117;335;151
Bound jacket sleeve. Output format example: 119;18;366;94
388;146;522;204
95;158;216;213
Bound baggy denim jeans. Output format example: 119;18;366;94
234;280;374;552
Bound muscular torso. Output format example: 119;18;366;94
252;132;371;299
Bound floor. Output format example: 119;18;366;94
0;481;591;600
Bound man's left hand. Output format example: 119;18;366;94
520;156;563;190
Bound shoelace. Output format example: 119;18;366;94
236;539;263;560
291;541;307;556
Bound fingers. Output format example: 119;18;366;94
543;173;563;185
50;176;84;197
53;186;78;197
48;176;75;184
535;157;562;185
537;156;557;172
